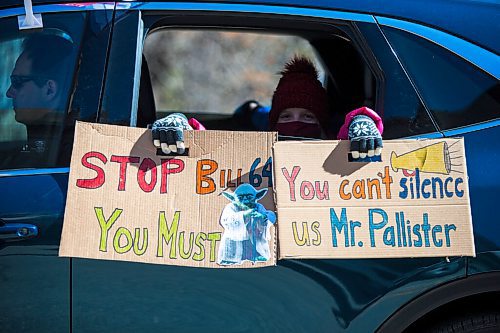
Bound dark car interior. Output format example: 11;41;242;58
138;18;377;136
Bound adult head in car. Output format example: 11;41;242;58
6;33;73;149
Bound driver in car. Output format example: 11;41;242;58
4;33;74;167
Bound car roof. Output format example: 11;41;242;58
2;0;499;54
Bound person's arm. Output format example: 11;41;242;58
151;113;205;154
337;106;384;159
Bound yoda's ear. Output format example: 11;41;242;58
255;188;268;201
222;191;236;202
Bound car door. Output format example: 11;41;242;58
377;20;500;268
0;5;112;333
70;4;467;333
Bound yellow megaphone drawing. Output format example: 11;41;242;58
390;141;452;175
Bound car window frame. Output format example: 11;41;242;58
113;3;387;135
0;4;113;174
376;16;500;137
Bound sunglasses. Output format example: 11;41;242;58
10;75;48;90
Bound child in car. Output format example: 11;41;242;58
152;56;383;158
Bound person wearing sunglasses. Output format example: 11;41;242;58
5;34;73;165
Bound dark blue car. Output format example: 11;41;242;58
0;0;498;332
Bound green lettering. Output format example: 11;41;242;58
179;231;194;259
207;232;222;262
95;207;123;252
193;232;207;261
113;227;133;254
157;211;180;258
133;228;148;255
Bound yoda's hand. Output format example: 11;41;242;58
243;209;267;221
348;115;383;159
151;113;192;154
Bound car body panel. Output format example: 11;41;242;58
2;0;498;53
0;172;70;333
446;126;500;253
0;1;498;332
0;6;112;333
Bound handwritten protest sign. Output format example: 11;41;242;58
59;122;277;268
61;123;475;267
273;139;475;259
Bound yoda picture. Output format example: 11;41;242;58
217;183;276;266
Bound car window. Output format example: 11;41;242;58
382;26;500;131
0;37;26;144
139;16;438;139
0;10;113;171
356;22;438;139
143;29;324;131
0;13;84;170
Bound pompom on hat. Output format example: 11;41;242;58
269;56;329;130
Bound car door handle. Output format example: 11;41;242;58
0;220;38;241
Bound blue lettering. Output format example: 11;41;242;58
383;226;395;247
369;208;388;247
455;178;464;197
444;224;457;247
432;178;444;199
422;179;431;198
262;157;273;187
249;158;262;187
415;169;421;199
444;178;454;198
413;224;422;247
330;208;349;247
349;220;361;247
422;213;431;247
432;225;443;247
399;178;408;199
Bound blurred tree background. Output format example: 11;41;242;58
144;30;323;114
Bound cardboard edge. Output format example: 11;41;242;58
273;136;476;260
272;137;464;147
269;131;279;266
278;253;475;259
60;124;280;268
58;121;87;258
185;130;279;159
457;137;476;257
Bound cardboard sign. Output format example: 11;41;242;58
59;122;277;268
274;139;475;259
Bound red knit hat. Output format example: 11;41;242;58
269;56;329;130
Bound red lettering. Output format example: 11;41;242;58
76;151;107;189
110;156;140;191
281;166;301;201
315;181;330;200
161;158;185;194
300;181;315;200
137;158;157;192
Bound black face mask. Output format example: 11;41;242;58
275;121;322;139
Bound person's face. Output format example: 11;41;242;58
277;108;319;125
5;52;56;125
275;107;323;138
